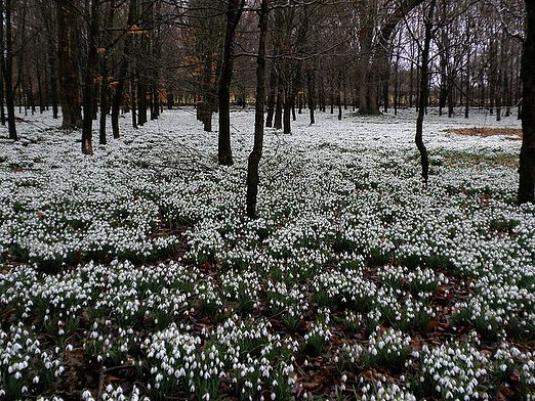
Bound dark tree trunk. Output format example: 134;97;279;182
56;1;82;129
131;79;137;129
0;0;16;140
149;2;160;121
99;1;115;145
48;38;59;119
283;91;291;134
415;0;436;182
36;62;45;114
111;0;137;139
40;0;59;119
307;68;315;125
336;69;342;120
247;0;269;218
409;59;414;108
394;29;401;115
439;53;447;116
274;86;282;129
137;78;147;125
383;74;389;113
167;91;174;109
266;59;277;127
81;0;100;155
201;51;213;132
0;68;5;125
217;0;245;166
447;83;454;118
519;1;535;204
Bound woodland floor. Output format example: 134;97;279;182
0;107;533;401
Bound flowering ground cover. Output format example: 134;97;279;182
0;108;534;400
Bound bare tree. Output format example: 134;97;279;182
415;0;436;182
519;0;535;203
218;0;245;166
0;0;16;140
56;0;82;129
247;0;269;218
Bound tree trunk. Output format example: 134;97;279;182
99;1;115;145
274;85;283;129
0;68;5;125
283;91;291;134
56;1;82;129
307;68;315;125
201;50;214;132
218;0;245;166
266;59;277;127
81;0;100;155
111;0;137;138
337;70;342;121
246;0;269;218
0;0;16;140
415;0;436;182
519;0;535;204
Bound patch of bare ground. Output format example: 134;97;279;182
446;127;522;139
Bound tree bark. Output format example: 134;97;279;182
246;0;269;218
274;84;283;129
111;0;137;138
519;1;535;204
307;67;315;125
415;0;436;183
99;0;115;145
0;67;5;126
81;0;100;155
217;0;245;166
266;58;277;127
0;0;15;139
283;90;291;134
56;0;82;129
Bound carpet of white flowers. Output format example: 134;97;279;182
0;108;534;401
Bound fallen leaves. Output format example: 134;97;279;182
446;127;522;138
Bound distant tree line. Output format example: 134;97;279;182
0;0;532;209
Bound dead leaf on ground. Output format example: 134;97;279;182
446;127;522;139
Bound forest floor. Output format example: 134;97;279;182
0;107;533;401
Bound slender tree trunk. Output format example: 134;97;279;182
415;0;436;182
283;91;291;134
201;50;213;132
0;68;5;125
0;0;16;140
41;0;60;120
111;0;137;138
307;68;315;125
266;59;277;127
99;1;115;145
465;22;470;119
247;0;269;218
81;0;100;155
274;85;282;129
394;29;401;115
218;0;245;166
337;70;342;121
409;59;414;108
519;0;535;204
36;61;45;114
415;50;420;111
149;1;160;121
56;1;82;129
131;79;137;129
